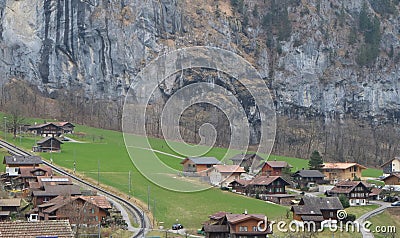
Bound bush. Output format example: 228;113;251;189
339;194;350;208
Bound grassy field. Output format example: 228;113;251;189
2;123;290;231
345;204;379;219
368;210;399;238
362;168;383;178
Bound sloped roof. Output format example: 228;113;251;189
213;165;246;173
28;123;62;130
229;179;251;186
380;157;400;168
248;176;290;186
0;220;74;238
37;176;72;187
291;204;323;215
382;173;400;181
0;198;21;207
225;213;265;224
293;169;325;178
43;195;111;214
181;157;221;165
19;166;52;178
264;161;292;168
300;197;344;210
321;162;367;170
301;215;325;222
32;184;81;197
3;155;42;165
36;136;63;145
328;181;371;194
209;211;231;220
370;188;382;196
52;122;75;127
79;196;112;209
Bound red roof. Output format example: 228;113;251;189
225;213;265;224
264;161;292;168
19;166;53;178
213;165;246;173
248;176;289;186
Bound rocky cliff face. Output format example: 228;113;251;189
1;0;400;164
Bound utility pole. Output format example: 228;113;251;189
19;125;22;145
147;186;150;211
153;199;156;227
129;171;131;194
3;116;6;140
97;160;100;185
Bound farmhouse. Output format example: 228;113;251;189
36;195;111;225
17;166;53;189
291;197;343;228
0;220;74;238
229;179;250;194
181;157;221;174
209;165;246;187
53;122;75;134
260;161;292;176
320;162;366;184
380;157;400;176
202;211;272;238
33;136;63;152
245;176;290;196
229;154;264;173
292;169;326;188
3;155;42;176
28;123;63;137
326;181;371;206
382;173;400;185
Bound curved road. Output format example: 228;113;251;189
0;139;151;238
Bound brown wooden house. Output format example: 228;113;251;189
28;123;63;137
291;197;343;228
36;195;111;225
292;169;326;188
53;122;75;134
380;157;400;176
228;179;250;194
246;176;290;196
203;211;272;238
0;198;21;213
3;155;42;177
33;137;63;152
260;161;292;176
229;154;264;174
326;181;371;206
31;180;82;207
209;165;246;187
181;157;221;174
320;162;366;184
382;173;400;185
18;166;53;189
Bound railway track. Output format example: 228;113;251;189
0;139;150;238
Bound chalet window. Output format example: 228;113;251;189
91;208;95;214
95;216;98;221
84;209;87;213
330;212;334;217
239;226;248;232
252;226;258;231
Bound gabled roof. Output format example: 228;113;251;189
328;181;371;194
292;197;343;215
229;179;251;186
28;123;62;130
380;157;400;168
36;136;63;145
209;211;231;220
213;165;246;173
0;220;74;238
264;161;292;168
52;122;75;127
32;184;82;197
382;173;400;181
79;196;112;209
0;198;21;207
293;169;325;178
229;154;264;162
18;166;53;178
3;155;42;165
42;195;111;214
225;213;265;224
248;176;290;186
181;157;221;165
321;162;367;170
370;188;382;196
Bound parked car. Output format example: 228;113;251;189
172;223;183;230
391;201;400;206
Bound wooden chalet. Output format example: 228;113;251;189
260;161;292;176
380;157;400;176
202;211;272;238
0;198;21;213
326;181;371;206
53;122;75;134
229;179;250;194
209;165;246;187
382;173;400;185
36;195;111;225
291;197;343;228
229;154;264;174
33;136;63;152
246;176;290;196
181;157;221;174
320;162;366;184
292;169;326;188
3;155;42;177
17;166;53;189
28;123;63;137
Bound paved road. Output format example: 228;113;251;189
355;201;391;238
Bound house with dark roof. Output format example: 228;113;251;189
18;166;53;189
209;165;246;187
53;122;75;134
292;169;326;188
36;195;111;225
291;197;343;228
326;181;371;206
382;173;400;185
246;176;290;196
0;198;21;213
32;184;82;206
181;157;221;174
33;136;63;152
260;160;292;176
28;123;63;137
380;157;400;176
3;155;42;176
0;220;74;238
320;162;366;184
229;154;264;174
228;179;251;194
202;211;272;238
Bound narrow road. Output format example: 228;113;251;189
355;201;391;238
0;139;150;238
127;145;185;159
